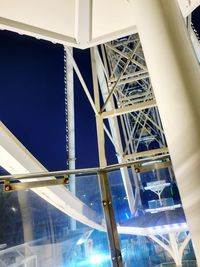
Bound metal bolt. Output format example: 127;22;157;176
5;185;11;192
109;201;112;205
64;178;69;184
112;257;116;261
135;168;139;173
103;201;107;206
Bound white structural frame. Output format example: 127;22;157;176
0;0;200;265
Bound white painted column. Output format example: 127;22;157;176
134;0;200;264
65;46;76;230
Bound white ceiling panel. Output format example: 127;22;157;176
0;0;75;37
0;0;199;48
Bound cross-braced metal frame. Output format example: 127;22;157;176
63;27;198;265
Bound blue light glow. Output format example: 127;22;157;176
88;253;110;266
89;254;102;264
125;212;129;219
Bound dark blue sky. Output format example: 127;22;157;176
0;32;67;171
0;9;199;171
0;30;116;171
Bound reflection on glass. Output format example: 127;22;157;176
108;168;196;266
0;166;197;267
0;174;110;267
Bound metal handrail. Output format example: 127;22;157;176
0;153;170;181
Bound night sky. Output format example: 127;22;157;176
0;31;116;171
0;8;199;172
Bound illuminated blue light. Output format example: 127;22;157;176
89;254;102;264
125;212;129;219
88;253;110;265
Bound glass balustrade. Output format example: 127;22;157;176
0;163;197;267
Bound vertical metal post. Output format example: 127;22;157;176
91;47;123;266
64;46;76;231
98;171;123;267
131;166;142;211
17;190;33;259
18;191;33;242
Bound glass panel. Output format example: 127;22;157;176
76;174;103;220
0;166;197;266
108;167;196;266
108;169;131;223
0;174;110;267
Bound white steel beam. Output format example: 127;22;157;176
94;48;136;215
179;233;191;260
91;47;107;167
110;73;149;86
149;232;190;267
124;147;169;160
0;122;103;231
0;17;78;47
75;0;92;45
109;70;148;83
149;235;174;260
134;0;200;264
65;47;98;115
169;233;182;266
101;99;156;119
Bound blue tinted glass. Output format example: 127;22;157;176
0;174;111;267
108;168;196;266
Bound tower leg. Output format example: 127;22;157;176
134;0;200;264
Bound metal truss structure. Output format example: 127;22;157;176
103;34;167;160
98;33;173;214
64;15;200;266
89;31;196;266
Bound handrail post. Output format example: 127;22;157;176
98;170;123;267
